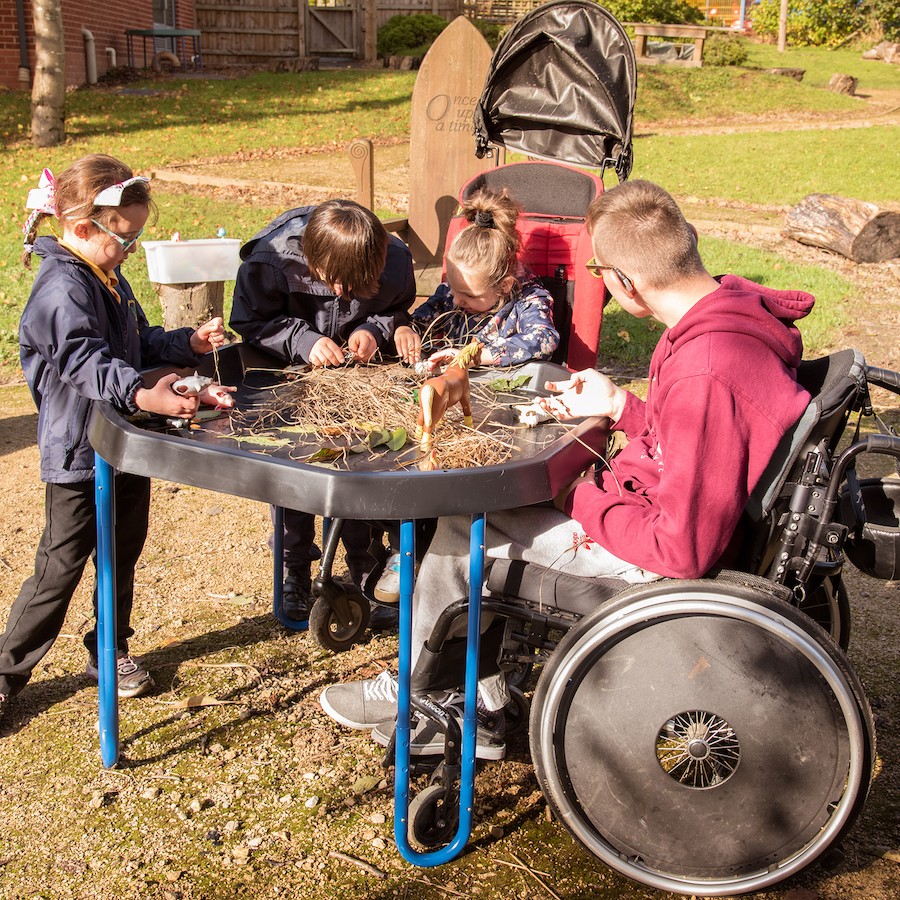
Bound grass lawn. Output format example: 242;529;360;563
0;44;897;376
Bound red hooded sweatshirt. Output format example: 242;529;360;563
564;275;815;578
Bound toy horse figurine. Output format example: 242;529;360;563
416;340;482;471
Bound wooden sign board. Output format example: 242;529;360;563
408;17;498;265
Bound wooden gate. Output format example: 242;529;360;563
307;0;358;57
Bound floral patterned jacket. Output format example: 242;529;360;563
411;273;559;366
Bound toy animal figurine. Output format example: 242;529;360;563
171;372;212;397
416;340;482;471
168;372;236;428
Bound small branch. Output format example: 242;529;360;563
509;853;563;900
408;879;470;898
328;850;387;879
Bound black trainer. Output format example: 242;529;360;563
282;567;313;623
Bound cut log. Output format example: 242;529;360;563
827;73;858;95
764;67;805;81
784;194;900;263
153;281;224;331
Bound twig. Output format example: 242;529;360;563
408;878;470;898
496;858;552;878
509;853;563;900
328;850;387;879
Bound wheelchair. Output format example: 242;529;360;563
397;348;900;896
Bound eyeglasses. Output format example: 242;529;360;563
91;219;143;251
585;257;634;292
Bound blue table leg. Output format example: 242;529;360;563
394;514;483;865
94;453;120;768
272;505;310;631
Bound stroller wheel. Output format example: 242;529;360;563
504;685;530;737
407;784;460;850
308;590;370;653
530;580;874;896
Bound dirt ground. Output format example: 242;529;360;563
3;81;900;900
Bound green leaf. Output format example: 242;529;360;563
230;434;291;448
387;427;407;451
490;374;532;392
279;424;319;434
367;428;391;448
305;448;343;462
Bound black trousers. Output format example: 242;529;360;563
0;473;150;698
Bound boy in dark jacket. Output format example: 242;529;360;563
229;200;419;626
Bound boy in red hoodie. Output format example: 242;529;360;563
319;180;815;758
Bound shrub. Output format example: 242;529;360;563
603;0;705;25
751;0;878;46
703;33;750;65
470;18;506;49
376;13;449;57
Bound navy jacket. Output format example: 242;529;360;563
19;237;201;484
229;206;416;363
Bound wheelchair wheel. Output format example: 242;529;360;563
308;591;370;653
530;580;874;897
796;575;851;651
407;784;460;849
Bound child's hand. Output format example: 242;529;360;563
190;317;226;354
309;336;346;367
422;348;457;372
393;326;421;364
539;369;628;422
135;373;201;418
348;330;377;363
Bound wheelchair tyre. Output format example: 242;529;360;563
796;575;851;651
530;580;874;897
308;593;370;653
407;785;460;850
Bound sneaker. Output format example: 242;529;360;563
368;601;400;633
282;567;313;623
374;553;402;603
319;670;399;730
0;693;7;723
373;553;421;604
85;654;154;699
372;693;506;761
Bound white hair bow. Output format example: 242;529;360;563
94;175;151;207
25;168;56;214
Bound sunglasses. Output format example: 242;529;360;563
585;257;634;292
91;219;143;252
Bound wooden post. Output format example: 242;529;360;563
364;0;376;62
349;138;375;210
297;0;307;57
153;281;225;331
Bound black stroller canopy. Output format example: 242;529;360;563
474;0;636;179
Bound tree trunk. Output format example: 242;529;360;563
153;282;224;331
784;194;900;263
31;0;65;148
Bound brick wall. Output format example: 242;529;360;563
3;0;196;92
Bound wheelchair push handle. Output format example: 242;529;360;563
866;365;900;394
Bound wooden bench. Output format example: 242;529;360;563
634;24;706;68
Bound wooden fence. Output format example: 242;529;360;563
194;0;467;64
